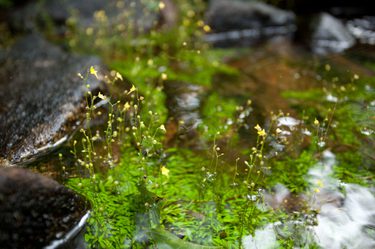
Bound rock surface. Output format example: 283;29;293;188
347;16;375;45
0;167;89;249
164;81;205;147
310;13;355;54
8;0;166;34
0;34;104;165
204;0;296;47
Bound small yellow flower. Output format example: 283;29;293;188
314;119;320;126
159;1;165;9
123;102;131;111
127;85;137;95
203;25;211;32
161;166;169;177
97;92;106;100
314;188;320;193
116;72;123;81
254;124;266;137
90;66;99;79
161;73;168;80
258;129;266;137
197;20;204;27
159;124;166;133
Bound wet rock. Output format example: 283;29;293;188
347;16;375;45
0;34;104;165
8;0;173;34
309;13;355;54
204;0;296;47
213;39;318;114
0;167;89;249
259;0;375;17
163;81;205;147
263;184;307;212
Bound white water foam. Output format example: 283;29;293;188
243;150;375;249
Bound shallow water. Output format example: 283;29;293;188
244;150;375;249
24;41;375;248
5;1;374;247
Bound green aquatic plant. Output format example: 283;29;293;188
67;80;281;248
282;74;374;186
66;65;375;248
267;151;317;193
61;1;375;248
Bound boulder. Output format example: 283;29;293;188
204;0;296;46
310;13;355;54
0;167;89;249
0;34;105;165
8;0;168;34
254;0;375;17
347;16;375;45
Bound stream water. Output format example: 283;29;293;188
28;42;373;248
1;0;375;248
245;150;375;249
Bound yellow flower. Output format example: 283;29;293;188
159;124;166;133
161;73;168;80
161;166;169;177
123;102;131;111
115;72;123;81
254;124;266;137
97;92;106;100
159;1;165;9
90;66;99;79
127;85;137;95
314;119;320;126
203;25;211;32
258;129;266;137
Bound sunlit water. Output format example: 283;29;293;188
243;150;375;249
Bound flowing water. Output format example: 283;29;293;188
244;150;375;249
2;1;375;248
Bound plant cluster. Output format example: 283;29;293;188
60;1;375;249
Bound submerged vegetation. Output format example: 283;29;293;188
47;0;375;248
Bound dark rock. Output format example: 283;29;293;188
8;0;166;34
347;16;375;45
261;0;375;17
309;13;355;54
0;34;105;165
204;0;296;47
0;167;89;249
163;81;205;147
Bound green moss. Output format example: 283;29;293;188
62;0;375;247
0;0;12;8
267;151;317;193
199;92;239;140
334;151;374;186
